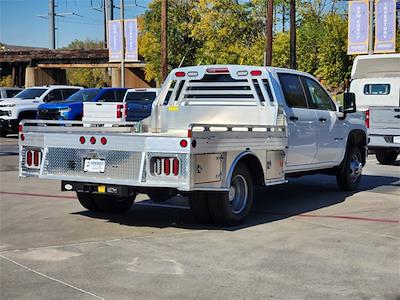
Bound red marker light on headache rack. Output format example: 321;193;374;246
175;71;185;77
90;137;96;144
250;70;262;76
79;136;86;144
100;137;107;145
180;139;188;148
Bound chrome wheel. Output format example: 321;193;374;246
349;154;362;182
229;174;248;214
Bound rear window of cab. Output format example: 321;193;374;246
363;84;390;95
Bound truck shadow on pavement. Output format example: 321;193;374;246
73;174;399;231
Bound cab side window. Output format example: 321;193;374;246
278;73;308;108
99;90;117;102
301;77;336;111
115;90;127;101
62;89;79;100
45;89;63;102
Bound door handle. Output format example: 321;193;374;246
289;116;299;121
394;115;400;119
142;105;147;109
319;117;327;122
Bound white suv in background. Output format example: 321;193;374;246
0;85;82;136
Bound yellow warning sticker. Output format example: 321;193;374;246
168;106;179;112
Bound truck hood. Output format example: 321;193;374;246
39;101;82;110
0;98;33;106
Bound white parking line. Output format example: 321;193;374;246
0;254;105;300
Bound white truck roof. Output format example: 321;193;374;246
351;54;400;79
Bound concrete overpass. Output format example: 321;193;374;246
0;48;154;88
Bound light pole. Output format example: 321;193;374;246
265;0;273;66
120;0;125;87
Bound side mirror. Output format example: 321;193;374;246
343;92;356;113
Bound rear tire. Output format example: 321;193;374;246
76;192;98;211
189;192;213;224
375;149;398;165
92;194;135;213
147;191;173;203
336;147;363;191
208;163;254;226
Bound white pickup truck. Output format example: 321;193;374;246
19;66;367;225
82;88;159;123
0;85;82;137
349;54;400;164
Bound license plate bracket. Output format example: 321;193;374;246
84;158;105;173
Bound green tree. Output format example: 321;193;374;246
139;0;201;83
316;13;352;91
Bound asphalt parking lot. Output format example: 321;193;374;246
0;136;399;299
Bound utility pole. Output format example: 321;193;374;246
265;0;273;66
49;0;55;50
289;0;296;69
368;0;374;54
282;1;285;32
161;0;168;83
104;0;114;48
120;0;125;87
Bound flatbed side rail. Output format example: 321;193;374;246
188;123;286;138
20;119;143;133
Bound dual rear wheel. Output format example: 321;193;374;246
189;163;254;226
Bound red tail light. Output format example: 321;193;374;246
173;158;179;176
365;109;370;128
20;134;25;141
33;151;40;167
116;104;124;119
164;158;170;175
26;150;32;166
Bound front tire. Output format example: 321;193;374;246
208;163;254;226
336;147;363;191
92;194;135;213
375;149;398;165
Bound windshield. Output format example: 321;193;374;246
14;88;47;99
66;89;100;102
125;92;157;103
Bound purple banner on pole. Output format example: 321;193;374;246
108;20;123;62
374;0;396;53
125;19;138;62
347;0;369;55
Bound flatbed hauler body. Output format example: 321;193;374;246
19;66;367;225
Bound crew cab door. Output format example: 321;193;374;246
300;76;345;164
278;73;318;168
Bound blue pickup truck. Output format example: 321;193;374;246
37;88;127;120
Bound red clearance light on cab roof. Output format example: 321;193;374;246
90;137;96;144
175;71;186;77
250;70;262;76
206;67;229;74
100;137;107;145
79;136;86;144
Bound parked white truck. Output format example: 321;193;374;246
19;66;367;225
349;54;400;164
0;85;82;137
